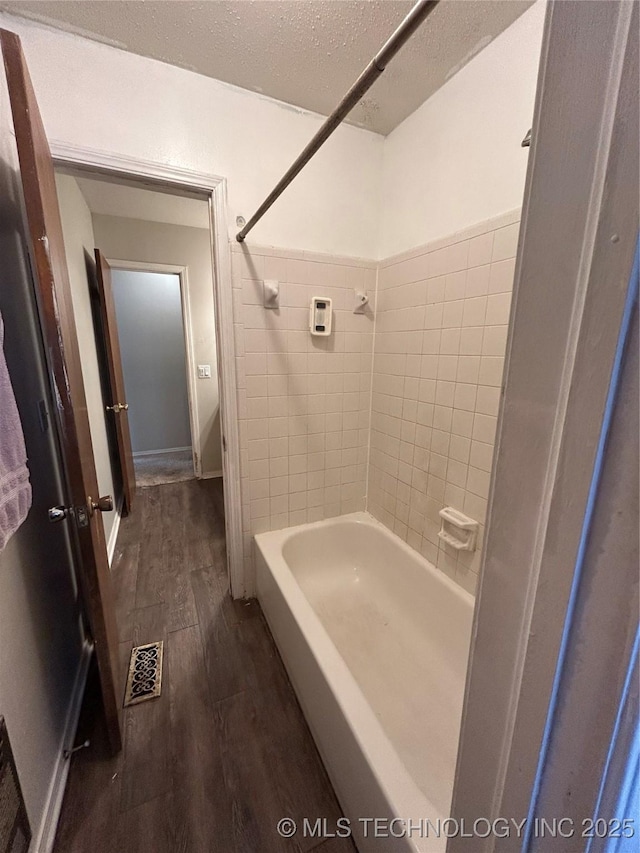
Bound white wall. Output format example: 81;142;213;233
56;174;118;547
111;271;192;454
0;11;383;259
380;1;546;258
0;5;544;265
92;214;223;476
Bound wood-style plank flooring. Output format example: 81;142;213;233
54;479;355;853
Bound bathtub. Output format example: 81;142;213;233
255;512;474;853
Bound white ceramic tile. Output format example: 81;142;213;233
422;329;441;354
492;222;520;262
468;232;494;267
459;327;484;356
454;383;477;412
456;356;481;384
445;271;467;301
486;292;512;326
437;355;458;381
472;413;498;445
452;405;474;439
449;434;471;464
427;277;446;304
242;221;516;594
488;258;516;294
436;381;455;408
467;466;491;499
475;385;501;416
478;356;505;387
462;297;487;328
470;440;494;473
440;329;461;356
447;459;468;489
465;264;491;298
443;300;464;328
482;325;509;356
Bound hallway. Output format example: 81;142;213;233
54;480;353;853
133;449;195;487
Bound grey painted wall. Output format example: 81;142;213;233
111;270;191;454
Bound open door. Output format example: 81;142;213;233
0;29;123;752
95;250;136;515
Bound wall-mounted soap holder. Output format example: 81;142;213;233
310;296;333;336
438;507;479;551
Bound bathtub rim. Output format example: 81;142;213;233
255;511;475;849
256;510;474;612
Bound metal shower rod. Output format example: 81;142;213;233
236;0;440;242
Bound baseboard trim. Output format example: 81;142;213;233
200;469;223;479
106;496;123;568
31;640;93;853
133;446;192;457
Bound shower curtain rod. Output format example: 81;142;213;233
236;0;439;242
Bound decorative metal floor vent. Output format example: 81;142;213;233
0;717;31;853
124;642;164;707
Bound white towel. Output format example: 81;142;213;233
0;311;32;550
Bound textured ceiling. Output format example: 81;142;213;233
1;0;533;135
74;175;210;228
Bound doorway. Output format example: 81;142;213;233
49;150;244;598
110;268;195;488
54;167;233;565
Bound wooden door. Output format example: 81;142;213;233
95;250;136;515
0;29;123;752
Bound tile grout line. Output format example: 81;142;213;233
363;260;380;515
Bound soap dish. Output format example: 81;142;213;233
438;506;479;552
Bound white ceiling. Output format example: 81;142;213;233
74;176;210;228
1;0;533;135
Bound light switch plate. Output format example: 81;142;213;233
198;364;212;379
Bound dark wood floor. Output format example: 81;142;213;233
54;479;355;853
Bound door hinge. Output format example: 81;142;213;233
222;434;227;452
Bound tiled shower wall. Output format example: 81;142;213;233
230;210;518;595
367;211;520;594
231;244;377;590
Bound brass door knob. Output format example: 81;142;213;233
87;495;114;516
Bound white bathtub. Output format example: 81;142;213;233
255;512;474;853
